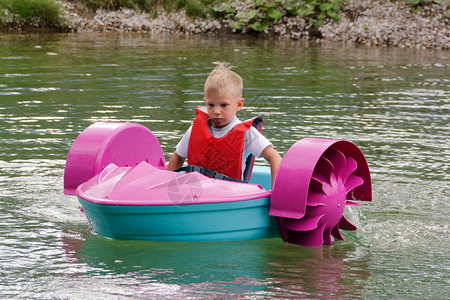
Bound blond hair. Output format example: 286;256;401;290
204;63;243;100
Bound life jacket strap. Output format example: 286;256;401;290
173;165;248;183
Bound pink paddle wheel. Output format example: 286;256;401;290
270;138;372;247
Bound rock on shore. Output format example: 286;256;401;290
59;0;450;49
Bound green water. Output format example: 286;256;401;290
1;33;449;299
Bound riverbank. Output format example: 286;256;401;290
4;0;450;49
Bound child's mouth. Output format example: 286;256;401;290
211;118;225;127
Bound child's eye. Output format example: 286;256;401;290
221;104;228;107
208;104;214;107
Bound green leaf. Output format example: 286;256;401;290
267;8;283;20
407;0;420;5
319;3;333;11
330;1;341;11
327;10;340;20
235;11;244;17
306;4;315;11
249;21;265;32
317;11;326;20
283;4;298;16
247;9;259;20
312;18;323;27
445;9;450;19
235;10;258;22
225;7;236;17
299;8;314;16
230;22;242;31
254;0;265;6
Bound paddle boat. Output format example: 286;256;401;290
64;122;371;246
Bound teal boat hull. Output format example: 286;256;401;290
78;196;278;241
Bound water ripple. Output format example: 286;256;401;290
0;33;448;299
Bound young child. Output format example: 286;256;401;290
167;64;281;186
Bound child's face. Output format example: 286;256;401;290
204;89;243;128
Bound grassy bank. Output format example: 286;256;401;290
71;0;347;30
71;0;217;16
0;0;67;31
0;0;448;33
0;0;355;32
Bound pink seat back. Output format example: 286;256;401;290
64;122;165;195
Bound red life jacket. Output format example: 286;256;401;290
187;107;263;181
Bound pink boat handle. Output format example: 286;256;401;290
63;122;166;195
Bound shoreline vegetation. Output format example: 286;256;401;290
0;0;449;49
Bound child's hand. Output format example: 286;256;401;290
261;145;282;187
167;151;185;171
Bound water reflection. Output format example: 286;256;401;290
265;243;370;299
61;227;370;298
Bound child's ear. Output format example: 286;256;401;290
236;98;244;111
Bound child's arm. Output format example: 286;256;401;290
166;151;186;171
260;145;282;187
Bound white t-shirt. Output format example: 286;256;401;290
176;116;272;179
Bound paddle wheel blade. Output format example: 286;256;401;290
309;177;325;193
279;215;324;232
345;174;364;194
323;147;346;177
340;156;357;182
339;216;357;231
311;174;328;190
316;157;333;184
331;225;345;241
287;224;326;247
308;191;327;206
323;227;333;245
